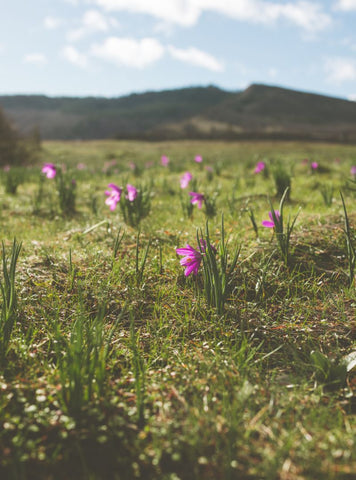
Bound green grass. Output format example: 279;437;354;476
0;140;355;480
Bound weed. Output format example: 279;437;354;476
199;216;240;314
265;187;300;265
56;169;77;215
134;230;151;285
120;184;151;227
319;183;334;207
0;239;22;361
204;192;218;218
129;314;146;425
52;297;124;417
272;161;292;199
1;167;24;195
340;191;355;287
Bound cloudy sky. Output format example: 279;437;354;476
1;0;356;99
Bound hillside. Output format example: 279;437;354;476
1;84;356;142
0;86;230;140
204;84;356;140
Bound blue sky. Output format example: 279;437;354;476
1;0;356;99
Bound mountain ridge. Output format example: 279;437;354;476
1;84;356;142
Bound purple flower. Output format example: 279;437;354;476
180;171;192;189
262;210;281;228
195;155;203;163
126;184;137;202
42;163;56;179
189;192;204;209
176;244;202;276
311;162;318;170
3;165;10;172
77;162;86;170
105;183;122;211
350;165;356;176
161;155;169;167
254;161;265;174
176;240;216;277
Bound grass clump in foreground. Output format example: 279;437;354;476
0;140;355;480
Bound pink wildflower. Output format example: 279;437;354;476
176;240;216;277
254;161;265;174
161;155;169;167
176;244;202;276
126;184;137;202
180;172;193;189
189;192;204;209
105;184;122;211
262;210;281;228
42;163;56;179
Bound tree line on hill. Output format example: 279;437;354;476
1;84;356;144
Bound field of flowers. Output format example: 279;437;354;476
0;139;355;479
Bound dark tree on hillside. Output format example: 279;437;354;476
0;106;33;166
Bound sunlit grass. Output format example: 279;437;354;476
0;139;355;480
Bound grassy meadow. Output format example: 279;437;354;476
0;139;355;479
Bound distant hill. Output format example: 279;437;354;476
1;84;356;142
0;86;230;140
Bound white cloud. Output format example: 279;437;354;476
203;0;331;31
83;9;113;30
325;57;356;83
335;0;356;10
168;46;224;72
23;53;47;65
61;46;88;68
348;93;356;101
94;0;200;26
93;0;331;31
67;9;118;41
91;37;164;68
90;36;223;71
44;16;63;29
276;2;331;31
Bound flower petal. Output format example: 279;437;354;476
184;261;199;276
262;220;275;228
176;245;196;256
